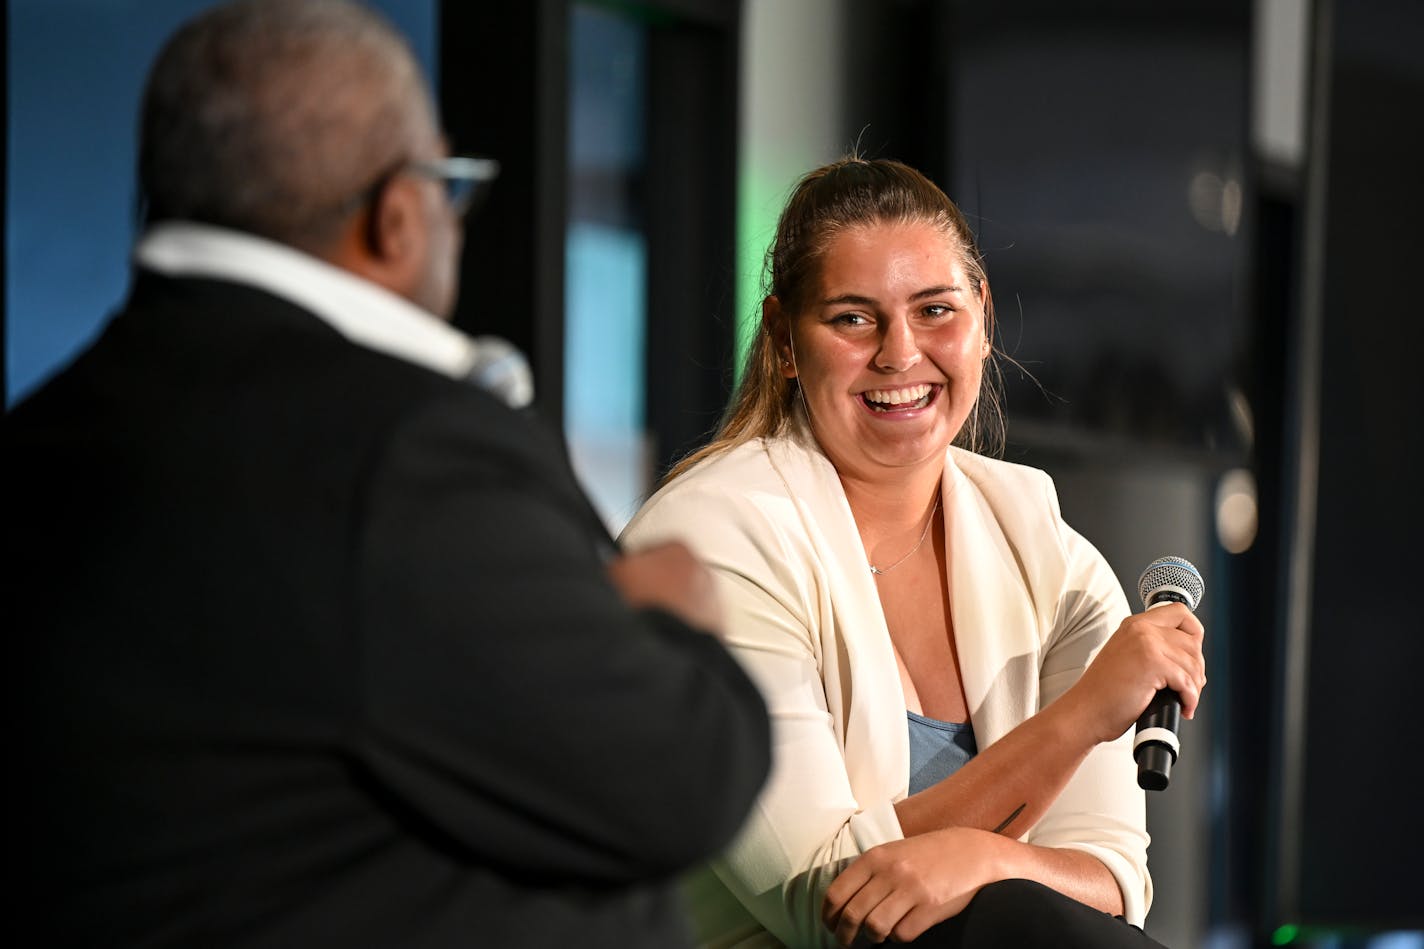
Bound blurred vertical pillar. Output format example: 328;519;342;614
1265;0;1424;937
1228;0;1311;943
441;0;741;481
2;0;9;402
645;3;740;476
440;1;569;424
735;0;850;372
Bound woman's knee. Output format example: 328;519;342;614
946;879;1160;948
969;878;1058;913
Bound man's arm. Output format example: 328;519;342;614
354;388;770;884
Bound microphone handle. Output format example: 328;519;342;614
1134;688;1181;791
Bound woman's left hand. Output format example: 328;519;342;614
821;827;1000;946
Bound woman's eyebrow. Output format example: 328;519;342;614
820;285;964;307
820;293;878;307
909;285;963;300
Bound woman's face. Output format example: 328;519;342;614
780;221;989;485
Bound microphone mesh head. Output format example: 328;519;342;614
1137;556;1205;611
467;335;534;408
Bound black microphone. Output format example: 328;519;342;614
1133;556;1205;791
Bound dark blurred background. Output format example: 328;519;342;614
5;1;1421;946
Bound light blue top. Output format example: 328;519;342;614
907;710;977;795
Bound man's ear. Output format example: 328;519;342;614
765;296;797;379
365;176;429;287
322;175;430;299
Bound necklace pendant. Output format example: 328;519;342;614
864;495;940;579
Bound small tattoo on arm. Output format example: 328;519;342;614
992;803;1027;834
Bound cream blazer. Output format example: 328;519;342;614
621;424;1150;947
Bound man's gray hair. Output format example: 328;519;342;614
139;0;435;248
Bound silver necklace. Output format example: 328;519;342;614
869;497;940;576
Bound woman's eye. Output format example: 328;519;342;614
833;312;869;327
923;304;951;318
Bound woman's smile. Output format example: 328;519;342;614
859;383;940;415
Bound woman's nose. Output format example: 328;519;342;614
874;320;922;373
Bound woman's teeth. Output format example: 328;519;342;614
863;384;933;411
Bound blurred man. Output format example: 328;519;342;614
5;1;768;945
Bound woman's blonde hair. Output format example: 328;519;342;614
665;156;1004;483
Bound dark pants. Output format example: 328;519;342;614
908;879;1169;948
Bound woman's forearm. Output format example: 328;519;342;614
822;825;1126;946
894;685;1100;838
981;831;1125;916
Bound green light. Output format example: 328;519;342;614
733;168;790;388
1272;924;1300;945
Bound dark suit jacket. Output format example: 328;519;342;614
6;272;770;948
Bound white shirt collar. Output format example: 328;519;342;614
133;222;532;407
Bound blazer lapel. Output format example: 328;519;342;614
942;451;1043;748
764;421;912;802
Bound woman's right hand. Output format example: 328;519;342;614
1064;603;1207;745
822;826;1002;946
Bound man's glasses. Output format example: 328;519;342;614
348;155;501;221
403;156;500;216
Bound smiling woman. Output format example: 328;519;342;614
774;220;991;493
666;158;1005;486
622;157;1206;948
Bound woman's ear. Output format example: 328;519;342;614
765;296;797;379
978;280;993;359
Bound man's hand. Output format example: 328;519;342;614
607;541;724;636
